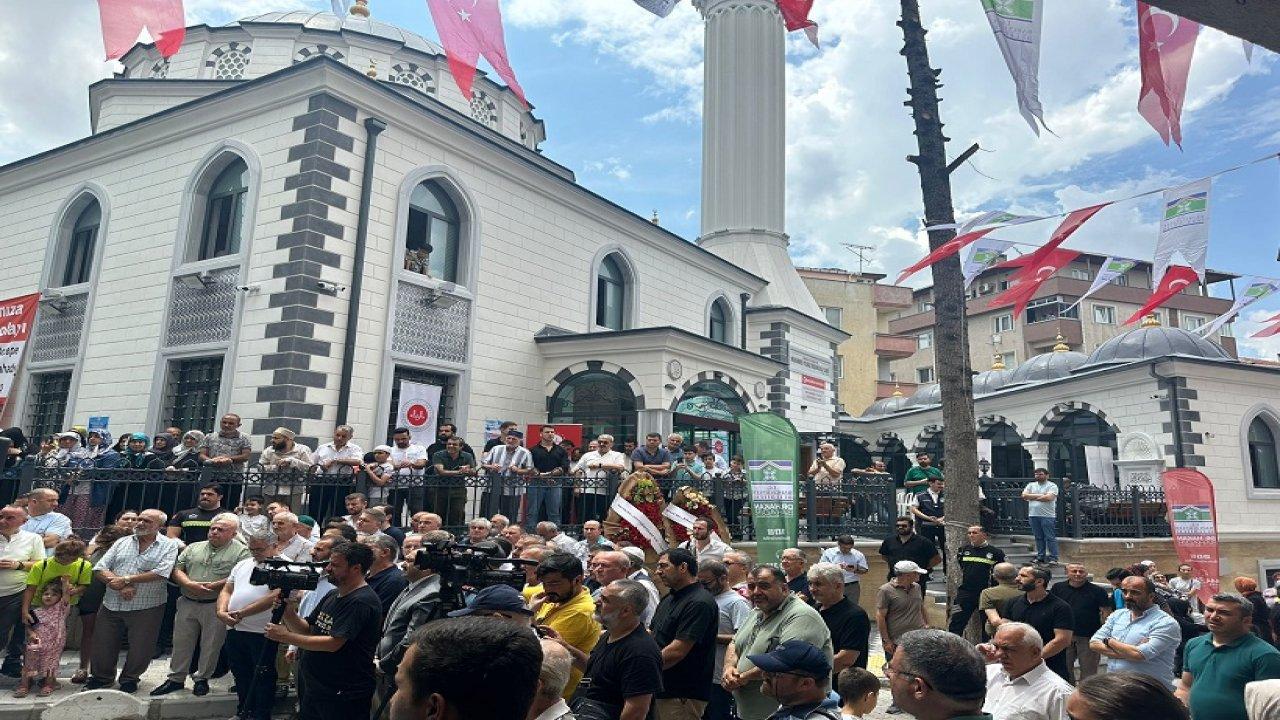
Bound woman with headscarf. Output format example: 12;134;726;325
1235;577;1275;644
1;427;26;470
165;430;205;513
117;433;157;514
62;430;119;537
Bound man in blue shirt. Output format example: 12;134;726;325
631;433;674;476
1089;575;1181;689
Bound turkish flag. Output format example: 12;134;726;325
1005;204;1110;283
1124;264;1199;324
776;0;819;47
988;248;1080;319
425;0;529;107
896;228;996;284
97;0;185;60
1251;321;1280;339
1137;2;1199;148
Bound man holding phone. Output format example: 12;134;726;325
819;535;869;606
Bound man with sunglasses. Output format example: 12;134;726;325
746;640;841;720
885;629;989;720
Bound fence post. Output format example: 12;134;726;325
1070;484;1082;540
711;472;725;511
1132;486;1144;539
16;462;35;496
485;472;501;517
804;475;818;543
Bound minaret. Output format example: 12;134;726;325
694;0;822;318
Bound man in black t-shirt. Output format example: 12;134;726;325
948;525;1005;636
651;548;719;717
166;483;228;543
566;579;663;719
809;562;871;680
877;517;940;597
1049;562;1113;681
266;540;382;719
999;565;1074;681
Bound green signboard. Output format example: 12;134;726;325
740;412;800;563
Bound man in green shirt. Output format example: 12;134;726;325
723;565;833;720
903;454;942;496
1179;593;1280;720
887;629;991;720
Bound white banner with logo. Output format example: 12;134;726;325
1153;178;1211;285
396;380;442;447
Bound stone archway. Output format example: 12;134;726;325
667;370;757;413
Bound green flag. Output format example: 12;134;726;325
740;412;800;564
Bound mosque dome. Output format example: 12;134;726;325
862;387;909;417
973;355;1015;395
902;383;941;409
1079;314;1234;370
234;10;446;56
1005;336;1088;387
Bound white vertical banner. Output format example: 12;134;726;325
981;0;1048;135
1083;445;1115;487
397;380;442;447
1153;178;1211;285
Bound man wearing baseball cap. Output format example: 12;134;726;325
447;584;535;624
746;640;841;720
876;561;931;714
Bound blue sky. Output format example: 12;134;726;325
5;0;1280;354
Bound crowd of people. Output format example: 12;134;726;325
3;421;1280;719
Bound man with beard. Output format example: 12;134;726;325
651;548;719;719
554;579;663;720
199;414;253;471
903;453;942;497
697;559;752;720
877;517;940;598
724;566;833;720
998;566;1073;682
259;428;313;509
167;484;228;544
87;509;181;692
747;640;841;720
680;519;731;563
1089;574;1180;689
532;553;601;698
377;534;446;702
266;540;382;719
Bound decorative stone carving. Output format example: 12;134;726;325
166;266;239;347
391;281;470;364
31;292;88;363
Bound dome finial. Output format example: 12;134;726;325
991;353;1005;370
1141;313;1161;328
650;210;660;225
351;0;370;17
1053;334;1069;352
892;384;903;397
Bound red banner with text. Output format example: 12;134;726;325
1162;468;1220;605
0;293;41;420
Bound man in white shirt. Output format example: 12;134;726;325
0;505;45;678
22;488;72;556
312;424;364;521
270;512;314;562
219;531;282;720
819;534;869;606
621;546;660;626
483;431;535;520
807;442;846;486
1021;469;1059;564
388;427;429;524
978;621;1073;720
681;518;731;562
526;639;576;720
536;521;578;556
573;434;627;523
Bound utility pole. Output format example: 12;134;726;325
897;0;979;602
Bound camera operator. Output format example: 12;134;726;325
389;616;543;720
377;530;450;702
218;531;281;720
265;540;382;719
284;535;337;684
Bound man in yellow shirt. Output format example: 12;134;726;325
531;553;601;698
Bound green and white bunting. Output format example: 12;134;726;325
981;0;1048;135
962;236;1015;288
1064;256;1138;312
1197;278;1280;337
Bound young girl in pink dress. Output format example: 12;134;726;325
15;579;70;698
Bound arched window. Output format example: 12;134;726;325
405;181;461;281
549;370;637;443
59;201;100;287
709;298;730;343
197;159;249;261
1249;416;1280;489
596;254;628;330
981;422;1033;478
1046;410;1116;483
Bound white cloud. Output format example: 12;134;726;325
584;156;633;182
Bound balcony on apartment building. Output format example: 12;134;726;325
873;284;913;309
875;380;919;399
874;332;918;358
1024;317;1084;350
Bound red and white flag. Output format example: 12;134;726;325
988;248;1079;318
1124;264;1198;324
0;293;40;418
1251;321;1280;339
425;0;529;107
777;0;819;48
1001;203;1110;284
1137;2;1199;148
97;0;186;59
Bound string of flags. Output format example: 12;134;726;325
982;1;1260;148
632;0;820;47
96;0;185;60
897;151;1280;335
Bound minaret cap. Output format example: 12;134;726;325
1141;313;1161;328
1052;334;1070;352
650;210;660;226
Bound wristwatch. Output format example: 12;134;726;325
1102;637;1113;648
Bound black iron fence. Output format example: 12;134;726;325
0;462;1168;543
